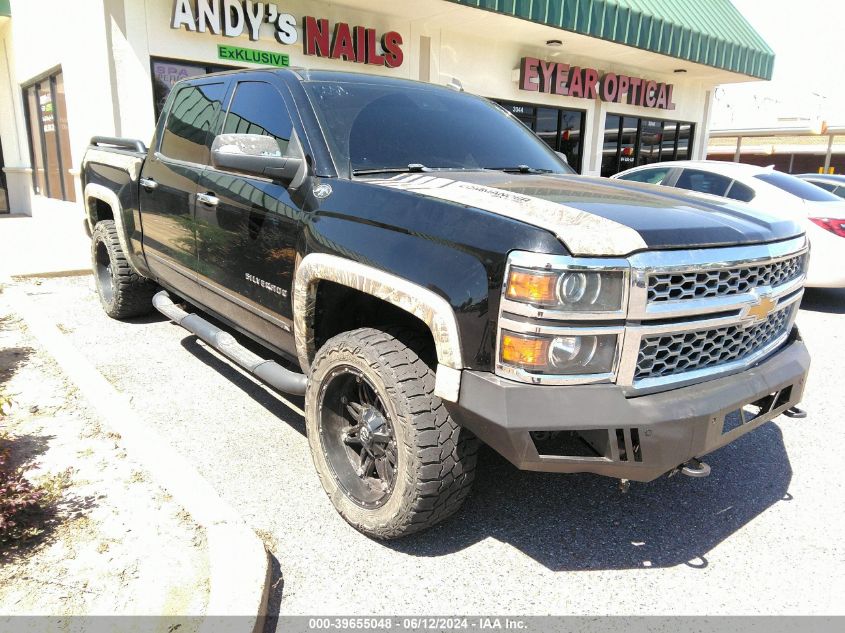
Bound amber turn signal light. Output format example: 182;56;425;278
506;269;558;304
500;331;550;368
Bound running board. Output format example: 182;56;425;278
152;290;307;396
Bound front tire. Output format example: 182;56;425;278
91;220;156;319
305;327;478;539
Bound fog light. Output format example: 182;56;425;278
548;336;585;365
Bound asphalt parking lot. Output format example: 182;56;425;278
13;275;845;616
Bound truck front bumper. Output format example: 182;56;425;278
449;332;810;482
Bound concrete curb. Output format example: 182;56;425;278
5;282;271;629
10;269;93;279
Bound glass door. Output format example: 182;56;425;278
23;70;76;202
637;119;663;166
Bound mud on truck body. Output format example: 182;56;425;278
81;68;810;538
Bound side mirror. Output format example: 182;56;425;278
555;151;569;165
211;133;304;187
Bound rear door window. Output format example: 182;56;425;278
159;82;226;165
616;167;671;184
725;180;756;202
675;169;732;197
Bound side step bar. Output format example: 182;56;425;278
152;291;307;396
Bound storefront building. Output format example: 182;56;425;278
0;0;773;215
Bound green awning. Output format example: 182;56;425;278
0;0;10;18
445;0;774;79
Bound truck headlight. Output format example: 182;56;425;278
506;267;625;312
500;330;617;375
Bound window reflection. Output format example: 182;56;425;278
159;83;226;164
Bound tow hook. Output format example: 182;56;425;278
784;406;807;419
618;478;631;493
680;458;711;478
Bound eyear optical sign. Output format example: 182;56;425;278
520;56;676;110
171;0;404;68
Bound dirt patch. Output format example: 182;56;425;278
0;290;210;615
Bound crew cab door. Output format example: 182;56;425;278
195;79;302;358
139;79;227;299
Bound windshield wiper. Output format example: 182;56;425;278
483;165;553;174
352;163;429;176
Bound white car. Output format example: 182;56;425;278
611;160;845;288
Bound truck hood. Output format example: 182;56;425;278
364;171;804;256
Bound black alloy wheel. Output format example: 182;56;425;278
90;220;156;319
94;240;115;305
305;327;478;538
317;366;399;508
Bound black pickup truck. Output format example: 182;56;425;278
82;68;810;538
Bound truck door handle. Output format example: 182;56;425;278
139;177;158;191
196;192;219;207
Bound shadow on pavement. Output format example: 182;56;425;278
0;432;99;564
179;336;306;436
123;312;169;325
387;421;793;571
261;553;285;633
800;288;845;314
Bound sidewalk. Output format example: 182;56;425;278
0;197;90;278
1;279;271;627
0;288;210;617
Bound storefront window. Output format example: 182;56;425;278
152;58;234;121
676;123;693;161
619;117;638;173
638;119;663;166
601;115;621;177
23;69;76;202
496;101;585;173
601;114;695;177
661;122;677;161
531;108;555;150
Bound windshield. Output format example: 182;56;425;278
302;81;570;175
755;172;841;202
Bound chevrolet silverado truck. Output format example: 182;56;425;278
81;68;811;539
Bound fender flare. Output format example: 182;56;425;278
83;183;143;275
293;253;464;402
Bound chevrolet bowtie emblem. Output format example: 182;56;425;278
744;295;777;323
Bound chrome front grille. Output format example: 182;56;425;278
635;305;793;380
647;252;807;302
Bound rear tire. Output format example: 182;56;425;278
91;220;156;319
305;327;478;539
